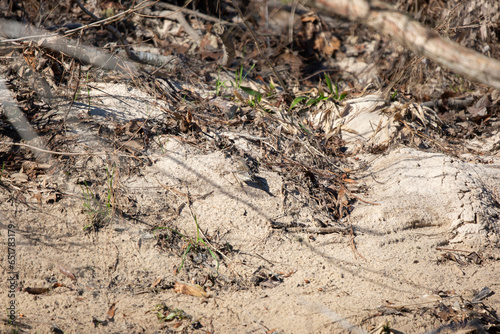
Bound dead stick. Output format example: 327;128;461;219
314;0;500;90
228;0;289;95
75;0;139;62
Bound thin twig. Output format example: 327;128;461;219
272;224;350;234
289;0;299;45
228;0;289;95
0;141;123;156
173;11;201;45
183;187;235;266
349;226;366;261
75;0;139;61
0;0;155;43
65;0;155;39
155;180;240;276
153;2;233;25
236;306;270;334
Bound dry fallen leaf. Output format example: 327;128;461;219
25;287;51;295
151;277;163;288
58;265;77;281
106;303;116;320
11;171;28;182
31;192;43;203
174;282;208;298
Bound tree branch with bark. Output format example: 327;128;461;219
311;0;500;90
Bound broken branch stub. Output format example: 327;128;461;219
313;0;500;90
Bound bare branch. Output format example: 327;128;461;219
312;0;500;90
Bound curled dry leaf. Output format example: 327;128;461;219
58;265;77;281
31;192;43;203
25;283;66;294
106;303;116;320
472;287;494;303
151;277;163;288
25;287;51;295
174;282;208;298
278;270;296;278
11;171;28;183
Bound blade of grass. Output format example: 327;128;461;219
325;73;333;93
290;96;307;110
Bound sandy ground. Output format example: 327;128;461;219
1;79;500;334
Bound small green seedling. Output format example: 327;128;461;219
215;67;230;96
215;63;257;97
391;91;398;101
231;63;255;89
240;86;262;107
80;164;115;232
153;220;219;274
153;304;189;322
81;182;108;232
289;73;347;111
190;212;219;273
324;73;347;101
